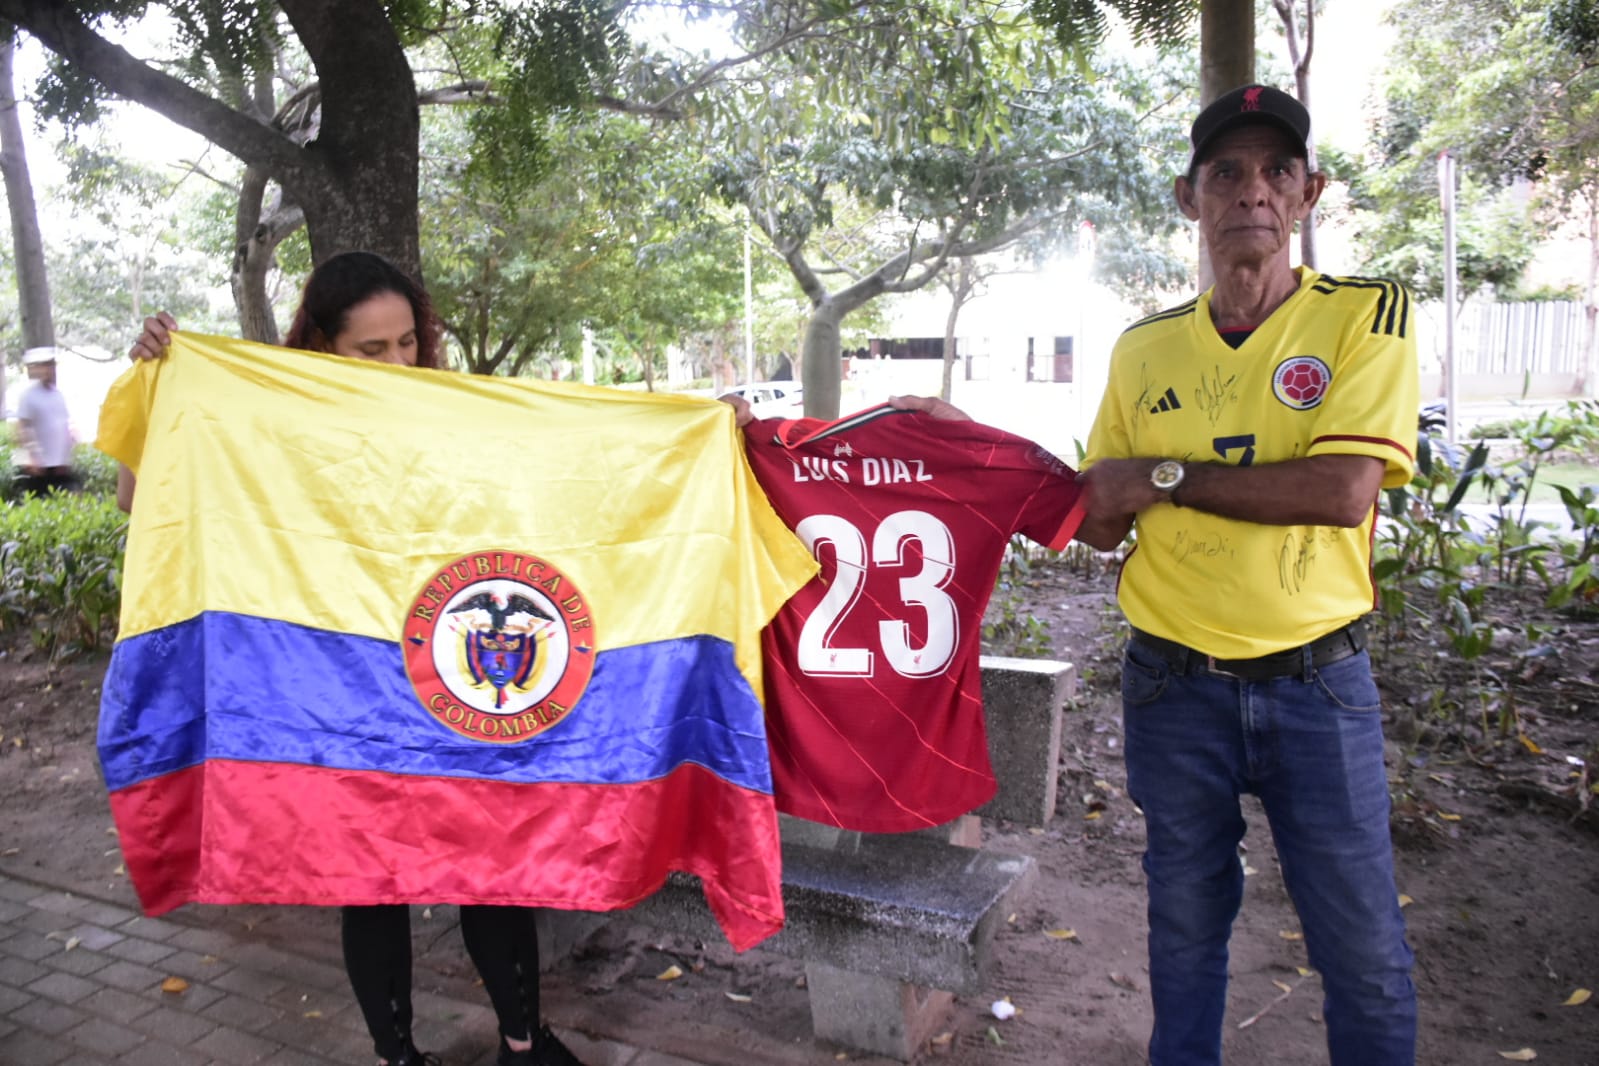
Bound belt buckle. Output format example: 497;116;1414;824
1204;654;1241;679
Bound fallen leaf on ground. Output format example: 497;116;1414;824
1438;812;1462;822
725;991;752;1003
160;976;189;994
1109;972;1141;992
0;848;17;857
1296;967;1314;977
1497;1049;1536;1061
656;964;684;981
929;1031;954;1049
1272;980;1293;994
1043;928;1078;941
1084;810;1102;821
1242;863;1259;876
1279;930;1304;941
304;1009;323;1018
1561;988;1590;1006
985;1026;1004;1046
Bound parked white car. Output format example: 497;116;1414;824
719;381;805;418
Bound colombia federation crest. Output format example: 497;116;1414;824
402;550;596;743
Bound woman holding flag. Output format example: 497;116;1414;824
124;252;583;1066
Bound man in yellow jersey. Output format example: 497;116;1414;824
1077;85;1418;1066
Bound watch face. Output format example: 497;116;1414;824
1151;461;1183;491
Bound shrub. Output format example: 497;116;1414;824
0;492;126;657
74;443;120;498
0;428;118;503
0;428;14;502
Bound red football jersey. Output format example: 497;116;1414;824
743;405;1085;831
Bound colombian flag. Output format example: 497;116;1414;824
95;334;816;951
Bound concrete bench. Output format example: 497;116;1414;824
543;656;1074;1059
621;825;1037;1059
976;655;1076;828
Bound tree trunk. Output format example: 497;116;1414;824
0;0;423;282
801;300;846;418
1275;0;1318;269
1198;0;1256;291
232;164;305;343
941;259;976;402
0;33;53;354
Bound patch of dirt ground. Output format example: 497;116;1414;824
2;558;1597;1065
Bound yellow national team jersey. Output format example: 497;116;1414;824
1085;268;1418;658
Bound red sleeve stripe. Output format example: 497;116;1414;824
1312;433;1414;464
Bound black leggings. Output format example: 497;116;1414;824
342;903;540;1060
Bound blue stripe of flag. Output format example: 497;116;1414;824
98;612;772;794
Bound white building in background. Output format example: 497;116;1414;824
857;250;1143;462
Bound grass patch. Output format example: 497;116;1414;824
1469;460;1599;505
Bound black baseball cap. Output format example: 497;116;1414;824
1188;84;1311;170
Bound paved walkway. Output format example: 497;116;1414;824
0;869;672;1066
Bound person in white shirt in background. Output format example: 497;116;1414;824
14;348;78;496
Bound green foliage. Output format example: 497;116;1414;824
1350;168;1538;301
0;439;119;505
73;443;121;499
983;534;1056;657
1376;400;1599;734
1029;0;1198;52
0;492;126;657
0;427;14;503
46;140;236;342
462;0;626;194
1547;0;1599;53
1354;0;1599;297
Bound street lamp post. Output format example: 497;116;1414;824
1438;150;1459;444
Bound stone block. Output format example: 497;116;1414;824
627;833;1035;994
804;962;953;1061
976;656;1075;827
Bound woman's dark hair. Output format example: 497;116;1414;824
283;251;443;369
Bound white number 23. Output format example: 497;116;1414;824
794;510;958;678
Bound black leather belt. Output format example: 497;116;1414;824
1128;620;1367;682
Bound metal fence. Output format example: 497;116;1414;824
1448;299;1589;375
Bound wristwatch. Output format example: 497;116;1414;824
1150;460;1185;502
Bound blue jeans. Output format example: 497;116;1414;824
1122;640;1416;1066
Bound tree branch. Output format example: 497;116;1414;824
0;0;306;179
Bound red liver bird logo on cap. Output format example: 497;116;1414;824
1242;86;1264;111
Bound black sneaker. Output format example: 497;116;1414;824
496;1025;584;1066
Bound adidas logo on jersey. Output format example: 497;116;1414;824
1149;387;1182;414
